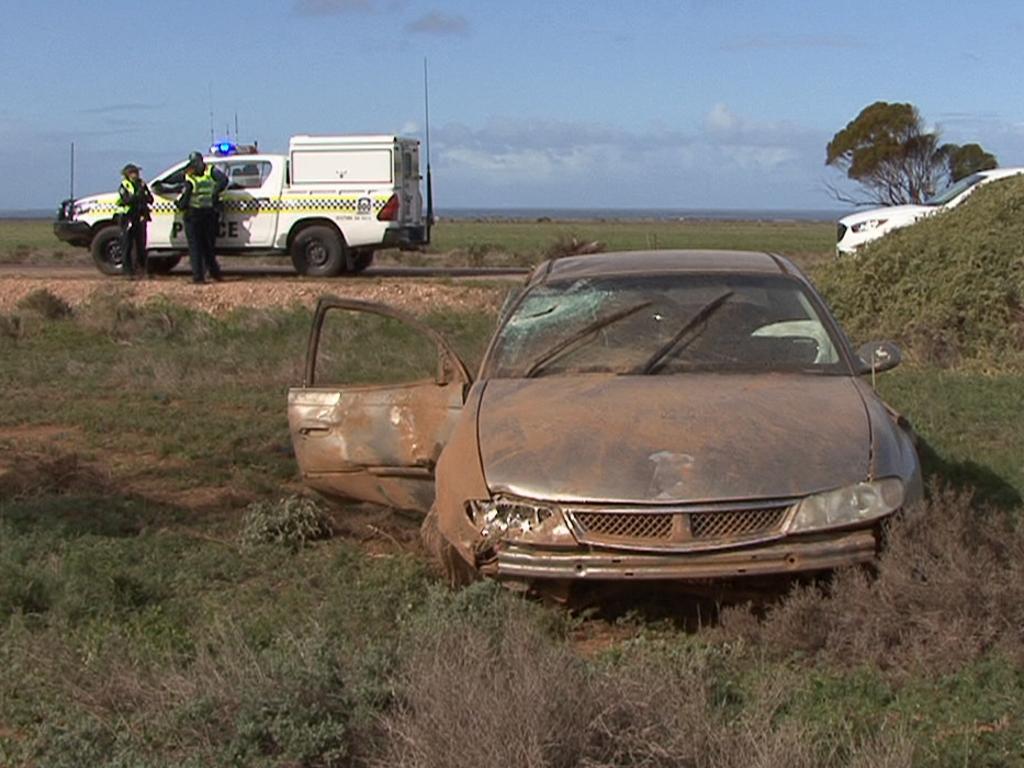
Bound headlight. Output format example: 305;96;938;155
850;218;888;233
787;478;904;533
466;497;574;545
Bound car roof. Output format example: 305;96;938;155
540;249;793;282
979;167;1024;180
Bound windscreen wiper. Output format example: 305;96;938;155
634;291;734;375
523;301;653;378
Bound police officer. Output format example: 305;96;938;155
116;163;153;278
176;151;228;283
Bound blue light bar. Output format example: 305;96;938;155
210;141;237;156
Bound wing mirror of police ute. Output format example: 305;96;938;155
151;180;184;196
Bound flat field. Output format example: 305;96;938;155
2;287;1023;766
1;216;836;268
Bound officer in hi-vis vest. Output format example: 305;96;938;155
116;163;153;278
176;151;228;283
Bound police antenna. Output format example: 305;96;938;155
208;82;215;145
423;57;434;243
68;142;75;201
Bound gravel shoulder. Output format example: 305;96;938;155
0;263;522;316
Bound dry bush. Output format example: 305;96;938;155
0;313;22;339
16;288;73;320
378;606;594;768
545;235;606;259
377;603;914;768
0;450;108;499
720;487;1024;675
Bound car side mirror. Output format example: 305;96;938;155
857;340;901;376
152;180;183;196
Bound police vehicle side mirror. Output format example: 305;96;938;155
152;180;184;196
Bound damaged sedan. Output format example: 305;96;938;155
288;250;922;588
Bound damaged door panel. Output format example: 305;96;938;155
288;297;472;513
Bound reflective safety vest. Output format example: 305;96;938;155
115;178;138;215
185;168;217;209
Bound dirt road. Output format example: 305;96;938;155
0;261;528;315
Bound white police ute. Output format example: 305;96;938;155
55;135;431;277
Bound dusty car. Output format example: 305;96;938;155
288;250;922;588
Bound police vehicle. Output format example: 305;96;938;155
54;135;430;276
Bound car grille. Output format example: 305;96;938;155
689;506;788;539
837;222;847;242
574;511;674;540
566;501;793;551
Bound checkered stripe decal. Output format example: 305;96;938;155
79;196;391;217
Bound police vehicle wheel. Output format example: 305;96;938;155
352;249;374;273
90;226;124;276
291;226;345;277
146;255;181;275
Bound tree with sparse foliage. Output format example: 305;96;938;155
826;101;998;205
938;142;998;182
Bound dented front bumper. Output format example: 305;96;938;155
479;529;878;581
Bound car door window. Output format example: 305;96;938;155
213;160;272;190
314;308;445;387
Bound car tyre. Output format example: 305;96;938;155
291;225;346;277
90;225;123;276
421;505;476;587
146;254;181;275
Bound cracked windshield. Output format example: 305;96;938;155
489;273;842;378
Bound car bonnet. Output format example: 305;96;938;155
476;373;870;504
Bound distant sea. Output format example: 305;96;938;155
0;206;846;222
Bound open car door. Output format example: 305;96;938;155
288;298;472;513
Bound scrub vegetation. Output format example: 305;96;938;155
1;291;1023;767
817;176;1024;371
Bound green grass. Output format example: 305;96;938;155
428;218;835;259
2;300;1023;766
0;216;835;265
0;218;74;261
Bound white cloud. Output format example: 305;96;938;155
430;107;829;207
705;102;739;134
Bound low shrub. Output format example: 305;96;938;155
720;487;1024;676
16;289;72;320
240;494;334;550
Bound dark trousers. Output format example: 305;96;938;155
184;208;222;282
119;216;147;275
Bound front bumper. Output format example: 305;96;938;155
53;220;92;247
480;529;877;581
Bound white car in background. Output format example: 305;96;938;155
835;167;1024;255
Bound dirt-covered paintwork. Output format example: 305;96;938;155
288;251;923;587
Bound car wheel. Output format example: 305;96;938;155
290;225;346;277
351;249;374;273
90;226;123;276
420;505;476;587
146;254;181;275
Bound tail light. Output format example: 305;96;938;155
377;194;399;221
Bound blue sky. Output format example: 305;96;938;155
3;0;1024;210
